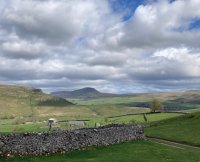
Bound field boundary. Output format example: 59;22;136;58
107;111;187;119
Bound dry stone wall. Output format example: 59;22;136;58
0;124;145;157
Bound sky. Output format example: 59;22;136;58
0;0;200;93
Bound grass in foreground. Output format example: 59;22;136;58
145;112;200;146
1;141;200;162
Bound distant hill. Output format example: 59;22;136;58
0;84;73;118
170;90;200;104
51;87;119;98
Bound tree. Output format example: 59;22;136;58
150;99;164;113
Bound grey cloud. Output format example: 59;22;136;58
1;40;47;60
125;48;200;81
1;0;77;44
0;0;116;45
85;52;127;67
0;57;117;82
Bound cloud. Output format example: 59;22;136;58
0;0;200;93
125;47;200;81
1;0;118;44
1;39;47;59
85;51;127;66
103;0;200;49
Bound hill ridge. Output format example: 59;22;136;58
51;87;118;98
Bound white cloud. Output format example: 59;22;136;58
112;0;200;48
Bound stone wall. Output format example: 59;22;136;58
0;124;145;157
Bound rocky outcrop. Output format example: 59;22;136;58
0;124;144;157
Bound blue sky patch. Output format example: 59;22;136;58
109;0;145;21
172;18;200;32
189;19;200;30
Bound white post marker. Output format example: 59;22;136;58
48;118;55;131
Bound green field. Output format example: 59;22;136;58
146;111;200;146
68;95;200;111
0;112;183;133
107;112;183;123
1;140;200;162
182;108;200;113
84;112;183;127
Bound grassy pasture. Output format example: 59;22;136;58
107;112;183;123
68;96;154;106
68;94;200;111
0;112;182;133
67;91;193;105
182;108;200;113
84;112;183;128
146;111;200;146
87;105;149;117
1;141;200;162
0;123;48;133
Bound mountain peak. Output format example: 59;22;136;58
73;87;99;93
51;87;107;98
